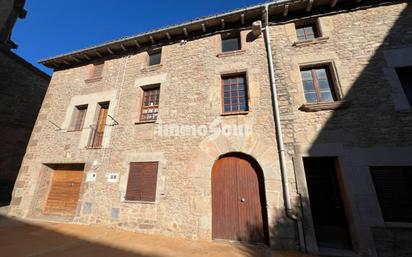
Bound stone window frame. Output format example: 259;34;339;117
298;60;349;112
221;31;241;52
67;104;88;132
134;74;167;124
292;18;330;47
148;49;162;66
139;84;161;122
124;162;159;203
61;90;117;149
219;70;250;116
383;47;412;112
119;152;166;205
142;47;164;72
216;30;248;58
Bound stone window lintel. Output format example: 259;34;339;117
220;111;249;116
141;64;163;73
293;36;329;47
85;77;103;83
134;120;157;125
217;49;246;58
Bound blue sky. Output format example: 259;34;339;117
12;0;265;75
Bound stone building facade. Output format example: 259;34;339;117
9;1;412;257
0;0;50;205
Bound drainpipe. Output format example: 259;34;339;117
262;4;306;252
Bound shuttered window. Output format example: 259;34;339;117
89;102;109;148
71;105;87;131
370;166;412;223
396;66;412;106
90;62;104;79
125;162;159;202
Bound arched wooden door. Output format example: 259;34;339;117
212;153;268;243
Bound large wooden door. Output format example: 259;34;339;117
212;154;267;243
44;165;84;215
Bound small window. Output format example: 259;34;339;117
395;66;412;106
221;32;241;52
148;50;161;66
370;166;412;223
300;66;338;103
222;74;248;113
125;162;158;202
90;62;104;79
296;23;319;41
140;86;160;121
71;105;88;130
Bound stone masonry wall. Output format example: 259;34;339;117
8;1;412;256
0;50;49;205
268;1;412;256
9;28;298;248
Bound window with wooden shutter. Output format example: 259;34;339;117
125;162;159;202
71;105;87;131
88;102;109;148
89;62;104;79
140;85;160;121
370;166;412;223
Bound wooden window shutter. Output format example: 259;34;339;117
90;102;109;148
125;162;158;202
90;62;104;79
370;166;412;223
73;105;87;130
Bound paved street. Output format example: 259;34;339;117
0;213;297;257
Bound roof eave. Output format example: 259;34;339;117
39;0;373;68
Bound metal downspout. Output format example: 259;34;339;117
263;4;306;252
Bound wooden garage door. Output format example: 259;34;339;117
212;155;267;243
44;166;84;215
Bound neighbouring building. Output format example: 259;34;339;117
8;0;412;257
0;0;50;205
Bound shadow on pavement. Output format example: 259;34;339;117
0;213;273;257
